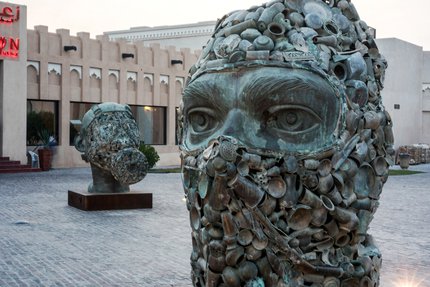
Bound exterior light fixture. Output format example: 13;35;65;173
64;45;77;52
171;60;183;65
122;53;134;59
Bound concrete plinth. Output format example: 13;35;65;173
68;190;152;211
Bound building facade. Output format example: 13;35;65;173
0;2;28;165
0;1;201;168
104;21;215;51
25;27;200;167
376;38;430;148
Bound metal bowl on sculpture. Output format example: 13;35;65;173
237;160;250;176
311;206;328;227
287;205;313;230
305;13;324;30
372;156;388;176
318;159;333;177
237;229;254;246
239;261;259;282
226;246;245;267
301;0;333;21
198;173;210;199
180;0;390;285
318;174;334;194
245;245;263;261
267;176;287;198
323;276;341;287
354;163;376;199
251;235;269;251
241;28;262;42
259;194;277;215
190;207;201;231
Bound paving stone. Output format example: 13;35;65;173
0;166;429;286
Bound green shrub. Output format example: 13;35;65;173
139;143;160;169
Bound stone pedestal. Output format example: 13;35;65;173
68;190;152;211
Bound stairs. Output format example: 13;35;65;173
0;156;42;174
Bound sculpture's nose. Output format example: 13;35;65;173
111;148;148;184
221;109;245;137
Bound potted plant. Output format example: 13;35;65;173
37;129;55;171
398;153;411;170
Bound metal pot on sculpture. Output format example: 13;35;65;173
179;0;390;285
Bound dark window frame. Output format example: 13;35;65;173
26;99;59;146
129;105;167;145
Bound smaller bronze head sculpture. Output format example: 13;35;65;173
74;102;148;193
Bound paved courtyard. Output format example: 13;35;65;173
0;164;429;287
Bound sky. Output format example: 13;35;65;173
6;0;430;50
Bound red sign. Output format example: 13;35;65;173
0;2;20;60
0;5;19;24
0;35;18;58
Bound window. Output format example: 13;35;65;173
69;102;98;145
69;103;166;146
27;100;59;146
129;105;166;145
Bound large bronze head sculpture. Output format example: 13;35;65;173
75;102;148;193
179;0;393;286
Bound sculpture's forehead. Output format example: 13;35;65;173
184;66;338;104
189;66;328;84
81;103;132;131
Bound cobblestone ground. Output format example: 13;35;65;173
0;165;429;287
370;164;430;286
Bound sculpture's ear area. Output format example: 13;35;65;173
74;135;85;152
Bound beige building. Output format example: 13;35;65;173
25;28;200;167
0;1;200;168
376;38;430;148
104;21;215;51
0;2;28;165
1;1;429;169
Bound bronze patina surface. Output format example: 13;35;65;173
179;0;392;286
74;102;148;193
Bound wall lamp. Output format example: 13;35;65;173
171;60;183;65
122;53;134;59
64;45;77;52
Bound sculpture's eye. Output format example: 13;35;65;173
188;108;218;134
267;105;322;134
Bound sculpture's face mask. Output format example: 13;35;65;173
180;66;393;286
76;109;147;185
